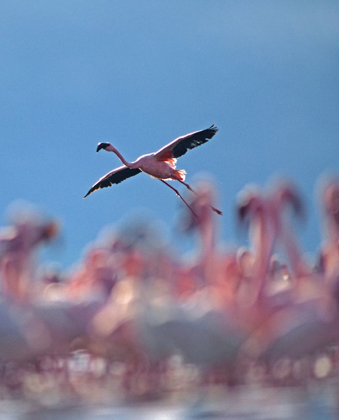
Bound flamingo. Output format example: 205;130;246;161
0;214;59;302
318;179;339;285
236;183;339;373
268;181;311;282
84;125;222;216
236;186;275;304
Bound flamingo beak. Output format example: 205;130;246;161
96;142;110;152
237;202;250;222
292;194;304;218
276;182;304;219
237;194;257;222
284;188;304;219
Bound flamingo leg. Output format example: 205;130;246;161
177;180;223;215
160;180;198;218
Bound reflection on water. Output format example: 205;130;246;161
0;382;337;420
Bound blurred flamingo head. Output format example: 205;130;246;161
274;181;304;219
40;221;59;242
179;180;218;232
236;186;265;224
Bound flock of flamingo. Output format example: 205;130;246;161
0;126;339;402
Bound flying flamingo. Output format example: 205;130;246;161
84;125;222;216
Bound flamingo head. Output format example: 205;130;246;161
179;180;217;231
274;182;304;218
96;142;112;152
40;221;59;242
236;187;265;224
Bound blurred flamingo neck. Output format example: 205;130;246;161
252;210;274;300
281;220;309;278
107;146;133;168
199;219;215;256
327;216;339;245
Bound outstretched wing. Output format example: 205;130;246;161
154;125;219;160
84;166;141;198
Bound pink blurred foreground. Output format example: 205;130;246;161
0;176;339;417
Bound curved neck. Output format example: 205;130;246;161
106;145;133;168
251;208;274;301
326;213;339;246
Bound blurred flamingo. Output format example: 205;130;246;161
240;182;339;370
0;213;59;302
318;179;339;285
179;180;221;287
269;181;311;284
237;186;275;305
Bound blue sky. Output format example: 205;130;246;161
0;1;338;267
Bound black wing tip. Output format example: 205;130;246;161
209;124;219;132
83;189;94;198
83;167;141;199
